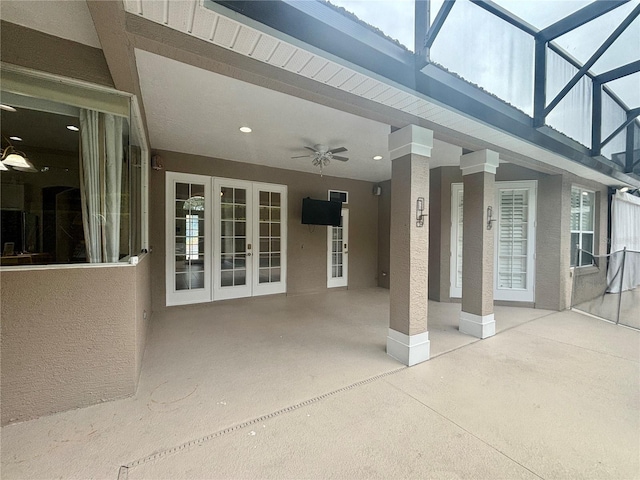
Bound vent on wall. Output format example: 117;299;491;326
328;190;348;204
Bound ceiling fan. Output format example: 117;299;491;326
292;144;348;176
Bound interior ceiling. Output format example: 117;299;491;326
135;49;461;182
1;108;80;157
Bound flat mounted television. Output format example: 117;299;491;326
301;197;342;226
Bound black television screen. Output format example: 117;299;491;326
301;198;342;226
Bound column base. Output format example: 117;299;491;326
459;311;495;339
386;329;430;366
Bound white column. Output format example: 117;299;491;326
387;125;433;366
459;150;499;339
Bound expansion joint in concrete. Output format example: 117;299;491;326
118;367;406;476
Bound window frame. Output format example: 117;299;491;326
570;186;596;268
0;64;149;269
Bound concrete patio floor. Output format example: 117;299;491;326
1;288;638;479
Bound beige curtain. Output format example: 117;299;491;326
79;109;124;263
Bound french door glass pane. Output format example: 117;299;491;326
175;182;205;291
258;190;282;284
331;218;344;278
220;186;247;287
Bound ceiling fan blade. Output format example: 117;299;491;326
304;146;317;152
291;155;310;158
329;147;347;154
332;155;349;161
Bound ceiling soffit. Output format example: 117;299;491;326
122;0;638;187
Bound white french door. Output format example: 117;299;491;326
327;208;348;288
166;173;286;306
450;181;536;302
213;178;253;300
166;172;212;306
213;179;287;300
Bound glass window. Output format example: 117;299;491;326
1;90;137;266
570;186;596;267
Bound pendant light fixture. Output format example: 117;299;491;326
1;144;37;173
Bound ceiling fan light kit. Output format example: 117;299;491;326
292;144;349;176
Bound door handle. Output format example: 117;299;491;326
247;252;252;257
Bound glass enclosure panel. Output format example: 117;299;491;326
330;0;415;51
546;49;592;148
431;0;534;115
429;0;445;25
553;2;638;75
494;0;591;29
601;92;627;160
607;73;640;112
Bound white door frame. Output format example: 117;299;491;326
327;208;348;288
165;172;212;306
449;181;537;302
494;181;537;302
251;182;288;297
166;174;287;306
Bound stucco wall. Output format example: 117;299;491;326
135;253;152;381
416;164;608;310
428;169;442;299
0;262;152;425
149;150;379;310
377;180;391;289
0;21;114;88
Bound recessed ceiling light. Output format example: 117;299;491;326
9;136;22;142
620;186;629;193
67;125;79;132
373;155;383;160
582;191;589;196
239;126;252;133
0;104;16;112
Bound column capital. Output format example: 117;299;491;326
460;149;499;175
388;125;433;160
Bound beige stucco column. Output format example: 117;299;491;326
459;150;499;339
387;125;433;366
